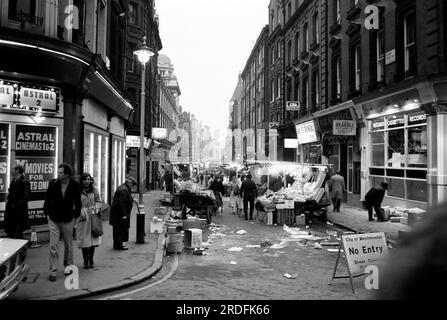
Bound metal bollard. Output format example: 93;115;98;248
135;200;146;244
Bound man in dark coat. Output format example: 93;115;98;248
364;182;388;222
43;163;81;281
240;174;258;220
110;177;137;250
4;164;31;239
209;177;225;213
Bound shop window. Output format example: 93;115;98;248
406;180;427;202
84;129;109;203
387;129;405;168
368;112;427;202
386;178;405;199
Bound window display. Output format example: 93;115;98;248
368;111;427;203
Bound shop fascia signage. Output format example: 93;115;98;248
372;113;427;129
126;135;151;149
0;79;60;112
295;120;318;145
151;127;168;139
286;101;300;111
333;120;356;136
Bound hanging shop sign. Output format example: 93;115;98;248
0;84;14;106
286;101;300;112
15;125;58;226
385;49;396;65
284;139;298;149
0;79;60;112
151;127;168;140
333;120;357;136
126;135;151;149
295;121;318;145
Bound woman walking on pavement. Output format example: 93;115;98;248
77;173;103;269
228;176;239;214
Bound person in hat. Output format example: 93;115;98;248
364;182;389;222
109;176;137;250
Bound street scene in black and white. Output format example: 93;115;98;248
1;0;447;302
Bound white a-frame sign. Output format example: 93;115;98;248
330;232;389;294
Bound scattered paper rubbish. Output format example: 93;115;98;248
283;225;310;236
327;249;344;253
250;222;255;224
314;243;323;250
260;241;273;247
263;249;268;252
228;247;243;252
270;242;288;249
236;230;247;235
283;273;297;279
305;226;310;229
246;245;261;248
230;261;237;265
210;223;221;227
326;221;334;226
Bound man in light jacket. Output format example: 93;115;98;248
328;171;346;212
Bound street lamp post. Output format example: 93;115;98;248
134;36;154;244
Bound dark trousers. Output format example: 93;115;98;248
367;204;384;221
243;197;255;219
113;223;129;248
332;198;341;211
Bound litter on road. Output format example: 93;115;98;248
327;249;344;253
236;230;247;235
270;242;288;249
228;247;243;252
283;225;311;236
230;261;237;265
246;245;261;248
260;241;273;247
283;273;297;279
314;243;322;250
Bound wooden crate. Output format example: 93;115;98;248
276;209;295;226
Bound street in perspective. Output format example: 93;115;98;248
1;0;447;305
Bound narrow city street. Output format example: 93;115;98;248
88;198;373;300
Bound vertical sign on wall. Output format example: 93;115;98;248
0;123;10;227
15;125;57;225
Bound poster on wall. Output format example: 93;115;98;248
14;125;57;226
0;123;9;227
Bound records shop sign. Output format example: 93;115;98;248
0;123;9;201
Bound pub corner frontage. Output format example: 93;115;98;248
0;31;130;235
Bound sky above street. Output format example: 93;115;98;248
155;0;270;143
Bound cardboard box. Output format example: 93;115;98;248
198;218;208;229
150;219;165;234
183;219;202;230
184;229;202;249
295;214;306;226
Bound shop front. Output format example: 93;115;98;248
125;135;151;193
0;79;63;230
314;101;361;206
0;29;133;234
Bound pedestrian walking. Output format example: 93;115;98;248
200;174;204;185
228;176;239;214
328;171;346;212
240;174;258;220
364;182;389;222
77;173;103;269
163;169;174;195
43;163;81;282
209;176;224;213
4;164;31;239
235;175;244;216
109;176;137;250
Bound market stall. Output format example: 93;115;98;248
253;162;333;225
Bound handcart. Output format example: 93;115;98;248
173;191;217;223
